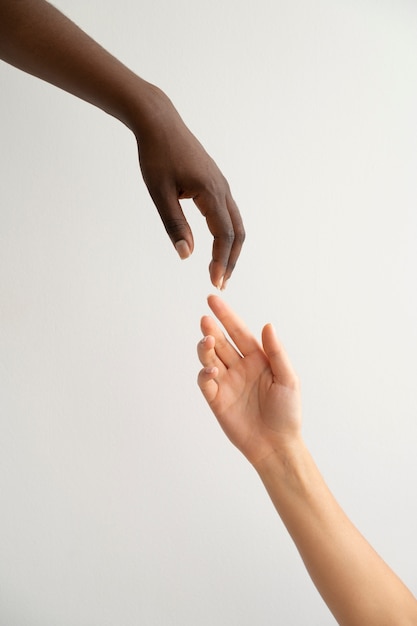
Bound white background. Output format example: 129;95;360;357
1;1;417;624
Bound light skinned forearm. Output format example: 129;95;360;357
254;439;417;626
0;0;169;134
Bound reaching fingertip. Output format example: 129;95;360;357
209;260;227;290
207;293;221;307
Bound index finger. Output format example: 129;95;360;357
207;295;260;357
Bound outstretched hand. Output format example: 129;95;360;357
135;90;245;290
197;296;302;465
0;1;244;289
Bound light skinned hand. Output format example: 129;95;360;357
197;295;302;465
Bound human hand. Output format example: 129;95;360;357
0;0;243;288
134;88;245;289
197;296;302;465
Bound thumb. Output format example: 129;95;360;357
151;188;195;259
261;324;297;387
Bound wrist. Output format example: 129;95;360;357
252;436;310;492
121;78;178;139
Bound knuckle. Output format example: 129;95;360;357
205;168;228;192
164;217;187;237
234;226;246;245
195;178;221;202
217;229;235;245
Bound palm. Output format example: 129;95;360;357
212;352;297;460
198;298;302;464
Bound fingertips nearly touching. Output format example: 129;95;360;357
206;294;224;317
206;295;259;356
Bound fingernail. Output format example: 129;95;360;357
217;275;224;290
221;277;229;291
201;336;208;344
175;240;191;260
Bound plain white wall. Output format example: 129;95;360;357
1;0;417;624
